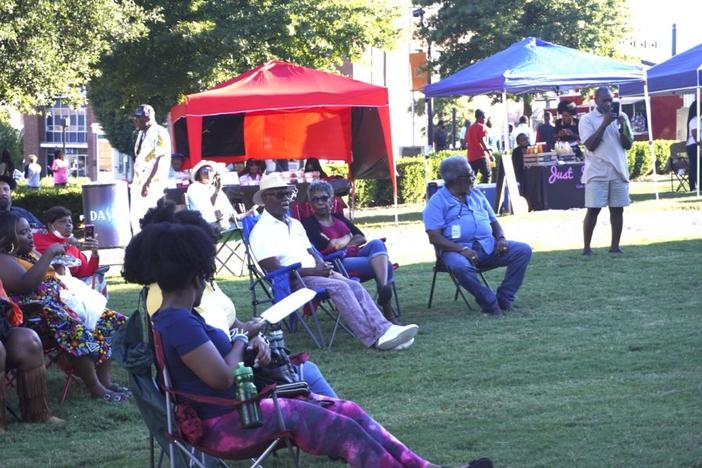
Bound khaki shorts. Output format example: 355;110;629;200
585;178;630;208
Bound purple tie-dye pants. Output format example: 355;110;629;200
200;393;431;467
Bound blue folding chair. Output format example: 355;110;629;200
240;215;353;350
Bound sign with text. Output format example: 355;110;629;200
544;163;585;210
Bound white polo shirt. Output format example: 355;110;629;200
249;210;316;268
579;109;630;183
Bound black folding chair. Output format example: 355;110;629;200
667;142;690;193
427;249;492;311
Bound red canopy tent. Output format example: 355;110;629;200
169;60;396;193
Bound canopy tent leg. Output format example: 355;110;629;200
642;81;659;200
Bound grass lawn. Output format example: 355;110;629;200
1;182;701;467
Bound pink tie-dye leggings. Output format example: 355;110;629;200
200;393;431;468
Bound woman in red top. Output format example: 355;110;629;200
33;206;106;294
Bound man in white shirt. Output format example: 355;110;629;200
578;87;633;256
249;173;418;351
130;104;171;234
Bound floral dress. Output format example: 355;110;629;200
11;254;125;365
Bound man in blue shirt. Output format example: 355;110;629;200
423;156;532;316
0;175;43;229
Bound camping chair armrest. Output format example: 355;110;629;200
171;384;278;409
264;263;302;282
322;250;345;262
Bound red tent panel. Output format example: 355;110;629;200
168;60;395;191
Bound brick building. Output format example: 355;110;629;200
22;98;129;181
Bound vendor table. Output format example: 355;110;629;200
523;162;585;211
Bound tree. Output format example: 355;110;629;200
414;0;631;117
0;109;22;166
415;0;631;77
89;0;399;154
0;0;152;111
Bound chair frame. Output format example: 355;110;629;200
668;142;690;193
427;250;492;311
151;329;300;468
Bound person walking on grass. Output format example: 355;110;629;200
579;87;633;256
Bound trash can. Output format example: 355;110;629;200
82;181;131;248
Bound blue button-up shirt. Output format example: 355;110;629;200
423;186;497;255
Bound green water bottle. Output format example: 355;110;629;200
234;362;263;429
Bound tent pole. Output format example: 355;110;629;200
642;81;659;200
394;152;399;226
499;89;510;210
696;65;701;197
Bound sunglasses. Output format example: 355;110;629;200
265;189;297;201
310;195;330;204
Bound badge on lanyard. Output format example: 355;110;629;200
451;224;461;239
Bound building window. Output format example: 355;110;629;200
46;148;87;178
44;99;87;145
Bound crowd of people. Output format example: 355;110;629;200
1;91;696;466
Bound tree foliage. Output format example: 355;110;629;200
89;0;399;154
0;0;151;111
415;0;631;78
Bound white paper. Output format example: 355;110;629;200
259;288;317;324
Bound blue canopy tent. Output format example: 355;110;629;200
424;37;659;204
620;42;702;195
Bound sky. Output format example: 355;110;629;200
627;0;701;61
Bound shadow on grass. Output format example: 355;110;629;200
354;210;424;226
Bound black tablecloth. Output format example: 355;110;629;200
523;163;585;211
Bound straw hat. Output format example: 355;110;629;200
190;160;220;183
253;173;294;206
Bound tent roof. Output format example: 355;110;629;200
176;60;389;117
424;37;645;97
620;42;702;96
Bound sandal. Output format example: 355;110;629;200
102;391;130;404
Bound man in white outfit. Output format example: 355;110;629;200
130;104;171;234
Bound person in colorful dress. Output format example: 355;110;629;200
130;104;171;234
0;213;128;403
122;221;490;468
33;206;107;296
0;279;63;431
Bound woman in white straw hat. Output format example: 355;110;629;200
186;160;239;230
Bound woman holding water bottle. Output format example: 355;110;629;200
123;221;491;468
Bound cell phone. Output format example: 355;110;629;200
84;224;95;239
611;101;620;117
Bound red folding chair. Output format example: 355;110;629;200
151;328;300;468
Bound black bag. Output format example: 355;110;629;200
245;344;301;390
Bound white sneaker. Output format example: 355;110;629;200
391;338;415;351
375;324;419;350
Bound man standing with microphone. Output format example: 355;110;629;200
130;104;171;234
579;87;633;256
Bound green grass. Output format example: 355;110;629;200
1;183;701;467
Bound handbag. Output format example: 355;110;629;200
246;345;301;390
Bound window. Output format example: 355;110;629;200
43;98;88;146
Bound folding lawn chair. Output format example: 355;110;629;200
112;289;299;468
667;142;690;193
152;329;300;468
215;225;246;277
427;247;492;311
241;215;354;350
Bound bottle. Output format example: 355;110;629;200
234;362;263;428
267;328;285;351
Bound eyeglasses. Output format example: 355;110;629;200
265;189;297;201
310;195;330;204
